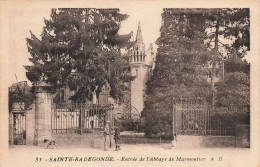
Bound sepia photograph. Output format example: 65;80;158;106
0;1;259;167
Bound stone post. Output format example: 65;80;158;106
34;81;52;146
172;101;177;148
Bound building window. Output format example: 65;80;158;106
136;69;138;78
134;56;136;62
137;55;139;62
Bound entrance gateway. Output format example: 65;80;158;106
13;112;26;145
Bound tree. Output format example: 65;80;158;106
143;9;210;138
9;86;35;111
203;8;250;104
215;55;250;124
203;9;250;125
25;8;134;102
143;8;250;138
215;67;250;124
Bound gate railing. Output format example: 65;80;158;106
174;102;236;136
13;112;26;145
51;103;114;134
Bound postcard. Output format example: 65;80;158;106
0;0;259;167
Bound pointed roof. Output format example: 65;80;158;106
136;21;143;43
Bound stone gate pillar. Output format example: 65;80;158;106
34;81;52;146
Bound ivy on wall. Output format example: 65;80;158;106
9;87;35;112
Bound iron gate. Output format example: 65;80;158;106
51;103;115;134
13;113;26;145
173;102;236;136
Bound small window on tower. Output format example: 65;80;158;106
143;56;145;62
136;69;138;78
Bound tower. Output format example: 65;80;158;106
128;22;155;119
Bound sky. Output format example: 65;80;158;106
8;7;163;86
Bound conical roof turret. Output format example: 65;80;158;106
136;21;143;43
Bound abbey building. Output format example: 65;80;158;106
127;22;156;118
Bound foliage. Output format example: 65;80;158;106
143;8;250;138
215;59;250;124
143;9;210;138
204;8;249;58
119;116;144;132
203;8;250;104
224;57;250;74
9;88;35;111
25;8;134;102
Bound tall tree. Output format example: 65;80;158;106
204;8;250;104
25;8;134;102
143;9;210;138
143;9;250;138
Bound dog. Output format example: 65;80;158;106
115;145;121;151
43;139;58;149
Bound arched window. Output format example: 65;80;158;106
143;56;145;62
134;56;136;62
137;55;139;62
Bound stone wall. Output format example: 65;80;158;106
236;125;250;148
176;135;236;148
9;113;13;145
26;103;36;146
176;128;250;148
52;131;115;150
34;92;52;144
